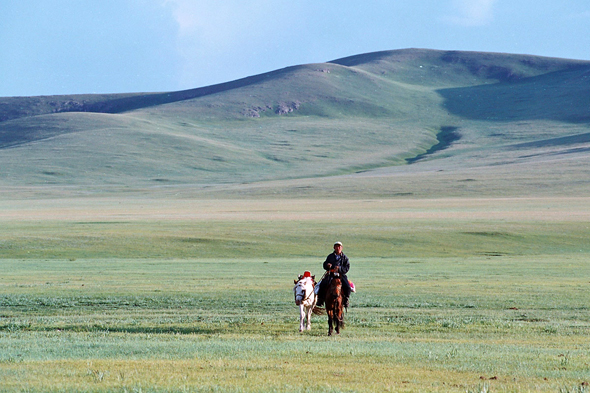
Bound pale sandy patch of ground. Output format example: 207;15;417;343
0;197;588;222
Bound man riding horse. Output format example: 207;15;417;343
316;241;352;309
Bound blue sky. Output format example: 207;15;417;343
1;0;589;97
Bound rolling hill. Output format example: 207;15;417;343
1;48;589;198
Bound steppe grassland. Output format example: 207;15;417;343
1;197;589;392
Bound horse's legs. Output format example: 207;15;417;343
299;305;305;332
327;309;334;336
335;302;342;334
305;307;312;330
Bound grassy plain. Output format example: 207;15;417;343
1;197;589;392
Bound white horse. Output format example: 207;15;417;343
293;271;318;332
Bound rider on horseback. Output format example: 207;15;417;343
316;241;352;309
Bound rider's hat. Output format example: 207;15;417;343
303;271;311;277
334;241;342;246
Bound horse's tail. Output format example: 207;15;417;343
312;306;326;315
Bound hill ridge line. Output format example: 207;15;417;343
0;65;309;123
3;48;590;124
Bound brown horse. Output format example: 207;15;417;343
325;267;345;336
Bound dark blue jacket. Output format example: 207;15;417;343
323;252;350;276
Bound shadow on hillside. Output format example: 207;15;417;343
437;66;590;123
512;132;590;149
406;126;461;164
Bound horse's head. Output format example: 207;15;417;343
294;275;315;306
328;266;341;278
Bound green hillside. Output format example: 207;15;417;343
1;48;589;197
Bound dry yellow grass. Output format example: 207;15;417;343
1;196;589;222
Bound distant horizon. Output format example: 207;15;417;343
2;1;589;97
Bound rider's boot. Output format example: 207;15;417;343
316;295;324;307
316;283;325;307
